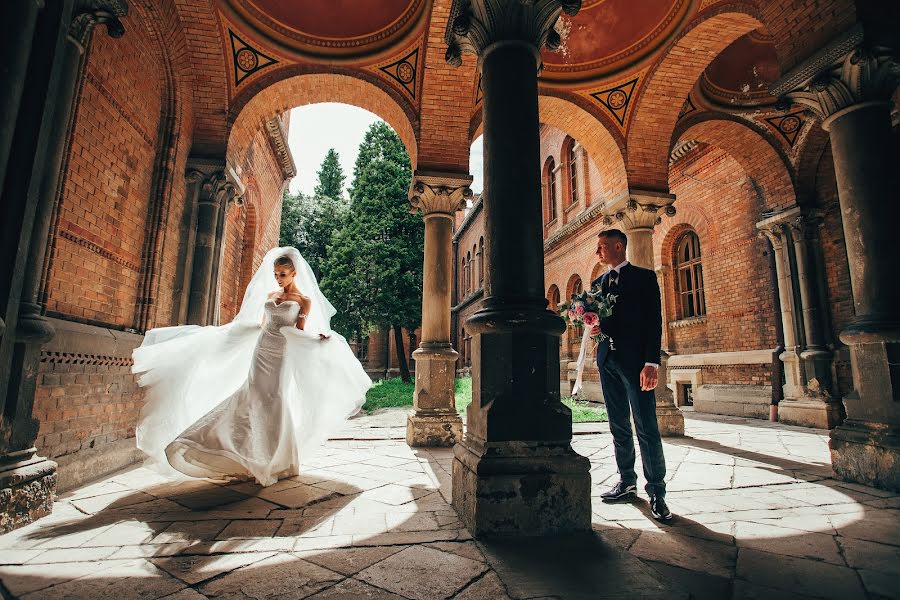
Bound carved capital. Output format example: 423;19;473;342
68;0;129;50
757;224;786;249
756;205;805;248
409;170;474;217
602;189;675;231
772;30;900;125
445;0;581;69
196;171;238;210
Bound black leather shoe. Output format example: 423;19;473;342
650;495;673;521
601;481;637;501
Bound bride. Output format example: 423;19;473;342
132;247;372;486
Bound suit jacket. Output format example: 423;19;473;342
591;263;662;372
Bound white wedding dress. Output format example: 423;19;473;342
132;247;371;486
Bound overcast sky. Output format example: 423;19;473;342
287;103;483;197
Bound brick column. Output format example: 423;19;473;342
0;0;128;533
445;0;591;537
603;190;684;435
772;30;900;490
407;171;472;447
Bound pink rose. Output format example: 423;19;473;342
574;305;585;316
568;309;578;320
582;312;599;327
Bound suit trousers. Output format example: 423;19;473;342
599;353;667;497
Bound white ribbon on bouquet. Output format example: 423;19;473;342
570;326;594;396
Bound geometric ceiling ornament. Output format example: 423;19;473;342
229;29;279;86
379;47;419;99
764;110;805;147
678;96;697;120
590;77;638;127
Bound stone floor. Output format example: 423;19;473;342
1;410;898;599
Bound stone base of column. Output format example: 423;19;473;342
778;398;845;429
656;403;685;436
0;448;58;534
830;419;900;492
408;346;461;447
407;411;463;447
452;438;591;537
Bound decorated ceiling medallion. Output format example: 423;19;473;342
379;47;419;98
678;96;697;120
229;29;278;86
221;0;428;62
540;0;691;84
765;111;805;147
590;77;638;127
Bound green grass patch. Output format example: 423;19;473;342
363;377;607;423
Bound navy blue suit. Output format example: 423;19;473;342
592;263;667;497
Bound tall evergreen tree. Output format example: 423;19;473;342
278;187;304;248
314;148;345;200
279;151;349;279
321;121;421;382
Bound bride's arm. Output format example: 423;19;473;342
296;297;311;330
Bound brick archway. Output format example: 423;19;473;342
674;115;796;211
626;5;764;191
227;70;418;170
538;94;628;200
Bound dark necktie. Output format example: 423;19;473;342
608;270;619;292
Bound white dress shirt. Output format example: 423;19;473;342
608;260;658;370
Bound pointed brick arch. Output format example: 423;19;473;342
674;115;796;211
626;6;764;191
227;69;418;170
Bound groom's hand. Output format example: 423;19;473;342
639;365;658;391
590;325;600;337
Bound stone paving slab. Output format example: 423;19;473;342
1;412;898;599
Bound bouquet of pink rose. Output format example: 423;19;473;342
558;284;617;344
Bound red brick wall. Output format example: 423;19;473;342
657;144;778;355
45;17;165;328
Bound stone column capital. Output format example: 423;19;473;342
770;26;900;127
68;0;129;49
444;0;582;69
409;170;474;218
602;190;676;231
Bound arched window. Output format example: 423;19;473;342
466;251;472;294
477;237;484;286
547;285;560;311
573;278;583;296
544;157;557;222
461;257;467;296
568;141;579;207
675;231;705;318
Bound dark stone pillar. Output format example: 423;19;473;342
445;0;591;537
0;0;128;533
775;38;900;490
186;166;237;326
0;0;45;199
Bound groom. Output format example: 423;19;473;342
590;228;671;521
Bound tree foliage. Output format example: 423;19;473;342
320;122;422;381
278;150;349;279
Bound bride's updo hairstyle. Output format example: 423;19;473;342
274;255;295;271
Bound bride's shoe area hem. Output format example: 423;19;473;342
165;437;297;487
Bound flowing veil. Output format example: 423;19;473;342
133;247;370;480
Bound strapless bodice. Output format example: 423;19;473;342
264;299;303;330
